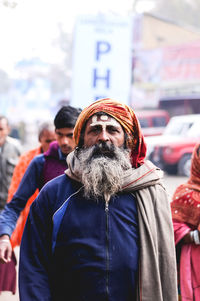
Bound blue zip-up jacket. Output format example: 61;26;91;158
19;174;139;301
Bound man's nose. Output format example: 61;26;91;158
61;136;69;144
98;130;109;142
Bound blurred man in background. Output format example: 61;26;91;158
0;115;22;212
0;115;22;295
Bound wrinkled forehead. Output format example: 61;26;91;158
87;114;121;129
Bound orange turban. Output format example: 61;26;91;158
73;98;147;167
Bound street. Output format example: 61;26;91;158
0;173;187;301
162;173;187;199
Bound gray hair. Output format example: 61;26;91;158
38;122;55;140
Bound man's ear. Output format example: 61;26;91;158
124;133;132;150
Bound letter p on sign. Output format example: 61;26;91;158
96;41;111;61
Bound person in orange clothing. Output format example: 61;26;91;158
0;121;55;295
8;122;56;249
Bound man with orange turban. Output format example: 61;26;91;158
19;98;178;301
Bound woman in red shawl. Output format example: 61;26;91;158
171;143;200;301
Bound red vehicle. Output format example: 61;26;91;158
135;110;170;137
151;138;199;176
149;114;200;176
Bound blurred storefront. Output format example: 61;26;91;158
131;13;200;116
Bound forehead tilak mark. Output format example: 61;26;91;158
90;115;119;129
100;115;109;121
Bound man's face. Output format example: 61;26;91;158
78;115;131;200
0;118;10;146
83;114;125;149
55;127;76;155
39;130;56;153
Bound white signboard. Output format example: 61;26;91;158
71;14;133;108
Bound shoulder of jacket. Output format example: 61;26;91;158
6;136;22;153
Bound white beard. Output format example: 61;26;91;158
77;144;132;202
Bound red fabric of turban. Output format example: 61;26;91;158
73;98;147;168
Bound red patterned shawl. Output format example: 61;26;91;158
73;98;147;168
171;143;200;230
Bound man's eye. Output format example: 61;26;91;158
90;127;99;133
56;132;63;137
108;127;118;132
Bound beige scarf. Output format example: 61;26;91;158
65;151;178;301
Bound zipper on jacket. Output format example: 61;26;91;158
105;200;109;213
105;199;109;300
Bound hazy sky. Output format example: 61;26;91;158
0;0;138;73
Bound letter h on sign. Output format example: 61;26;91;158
93;41;111;89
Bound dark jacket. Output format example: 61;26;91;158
19;174;139;301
